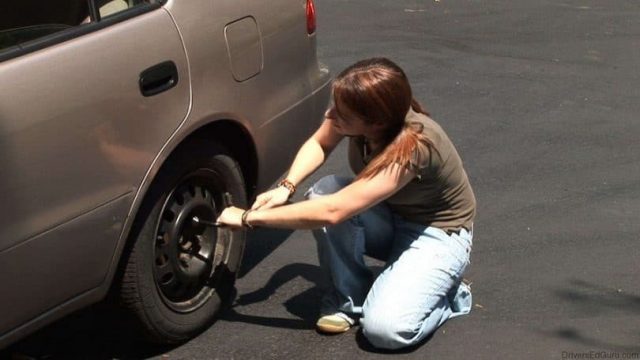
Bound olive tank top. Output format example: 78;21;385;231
348;107;476;233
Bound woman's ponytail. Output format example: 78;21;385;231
355;101;435;180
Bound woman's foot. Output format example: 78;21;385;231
316;312;355;333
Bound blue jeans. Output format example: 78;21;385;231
306;175;473;350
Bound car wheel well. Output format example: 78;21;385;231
175;120;258;201
106;120;256;304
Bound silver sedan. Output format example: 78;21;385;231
0;0;330;347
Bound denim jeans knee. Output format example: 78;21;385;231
361;315;417;350
305;175;352;200
361;296;450;350
358;223;472;350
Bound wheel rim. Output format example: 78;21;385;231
153;169;227;313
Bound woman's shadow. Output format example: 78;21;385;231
223;261;431;354
222;262;327;330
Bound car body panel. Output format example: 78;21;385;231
0;0;331;348
0;193;133;333
0;6;190;341
0;8;189;251
164;0;330;190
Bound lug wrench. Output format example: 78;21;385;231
192;192;233;227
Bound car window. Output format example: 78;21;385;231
95;0;154;20
0;0;157;54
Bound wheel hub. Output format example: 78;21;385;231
153;171;228;313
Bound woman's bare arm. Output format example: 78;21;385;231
284;118;343;186
251;108;344;210
220;162;415;229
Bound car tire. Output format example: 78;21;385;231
118;142;246;344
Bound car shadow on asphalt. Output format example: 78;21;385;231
1;301;174;360
549;278;640;352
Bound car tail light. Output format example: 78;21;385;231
306;0;316;35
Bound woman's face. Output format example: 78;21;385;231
326;105;370;137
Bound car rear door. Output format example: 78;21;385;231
0;0;189;336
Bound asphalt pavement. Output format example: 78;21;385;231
5;0;640;359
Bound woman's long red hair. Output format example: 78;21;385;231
332;58;437;180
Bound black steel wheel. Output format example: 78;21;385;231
119;142;246;344
154;170;223;313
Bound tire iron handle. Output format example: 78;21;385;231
192;216;221;227
192;192;233;227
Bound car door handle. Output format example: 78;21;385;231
139;61;179;97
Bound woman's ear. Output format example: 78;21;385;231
325;106;337;120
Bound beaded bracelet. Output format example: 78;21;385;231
277;179;296;196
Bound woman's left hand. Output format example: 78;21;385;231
216;206;245;228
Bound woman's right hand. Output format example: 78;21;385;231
251;186;292;210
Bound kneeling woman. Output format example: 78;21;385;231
217;58;476;350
